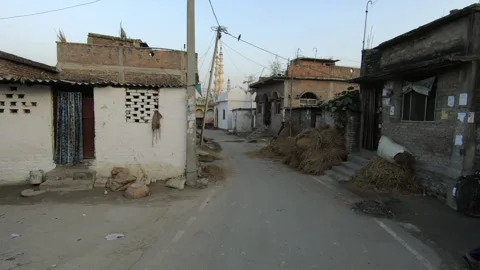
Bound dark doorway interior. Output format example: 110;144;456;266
263;95;271;125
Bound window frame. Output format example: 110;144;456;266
401;79;437;122
274;101;282;114
257;103;263;114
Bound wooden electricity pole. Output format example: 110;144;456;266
199;27;222;145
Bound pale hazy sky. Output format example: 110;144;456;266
1;0;477;89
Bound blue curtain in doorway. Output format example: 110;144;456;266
54;92;83;165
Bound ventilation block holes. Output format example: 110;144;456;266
9;86;17;91
125;89;159;123
23;109;31;114
0;109;3;113
10;102;17;107
6;94;13;99
31;102;37;107
0;101;4;106
10;109;18;114
17;94;25;99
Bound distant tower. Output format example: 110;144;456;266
227;77;231;92
214;45;225;97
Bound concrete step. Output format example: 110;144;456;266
331;165;356;178
342;161;363;171
325;169;350;182
347;154;370;165
41;178;94;192
43;166;96;192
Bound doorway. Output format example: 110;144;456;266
263;94;271;125
53;86;95;164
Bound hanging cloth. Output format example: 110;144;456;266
402;77;436;96
55;92;83;165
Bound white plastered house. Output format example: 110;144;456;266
0;50;188;185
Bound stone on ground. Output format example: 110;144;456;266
197;178;209;188
20;189;46;197
29;170;45;185
166;177;186;190
197;150;209;157
124;183;150;199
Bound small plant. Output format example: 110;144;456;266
56;29;67;42
322;87;360;128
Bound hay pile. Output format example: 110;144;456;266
201;164;231;182
351;156;421;194
283;126;347;175
246;125;347;175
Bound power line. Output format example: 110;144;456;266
199;33;216;71
0;0;102;20
222;41;267;69
221;41;247;77
208;0;221;26
223;31;289;61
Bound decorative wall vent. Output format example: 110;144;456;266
0;87;37;114
125;89;159;123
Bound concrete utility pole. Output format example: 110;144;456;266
186;0;197;186
199;27;222;145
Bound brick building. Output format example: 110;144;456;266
0;32;193;187
249;57;359;134
57;33;196;85
351;4;480;203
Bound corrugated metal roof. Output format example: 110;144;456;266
0;76;185;89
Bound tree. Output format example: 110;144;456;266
244;74;257;84
269;59;284;76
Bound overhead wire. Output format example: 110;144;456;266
0;0;102;20
208;0;221;26
199;33;217;71
222;41;267;69
223;32;289;61
221;41;247;77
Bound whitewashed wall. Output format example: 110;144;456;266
0;84;55;184
216;101;229;130
233;109;254;133
93;86;186;183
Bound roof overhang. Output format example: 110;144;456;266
0;76;185;89
349;56;476;83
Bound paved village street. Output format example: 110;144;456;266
1;130;458;270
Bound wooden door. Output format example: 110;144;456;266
82;91;95;159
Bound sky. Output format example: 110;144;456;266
1;0;478;91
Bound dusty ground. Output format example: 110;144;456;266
0;130;469;269
0;182;217;270
344;184;480;268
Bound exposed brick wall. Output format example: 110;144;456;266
57;43;120;66
290;79;358;107
59;69;119;82
88;36;138;47
288;60;360;79
123;72;183;85
122;48;186;70
0;59;57;79
57;43;193;70
381;68;466;197
57;41;196;85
